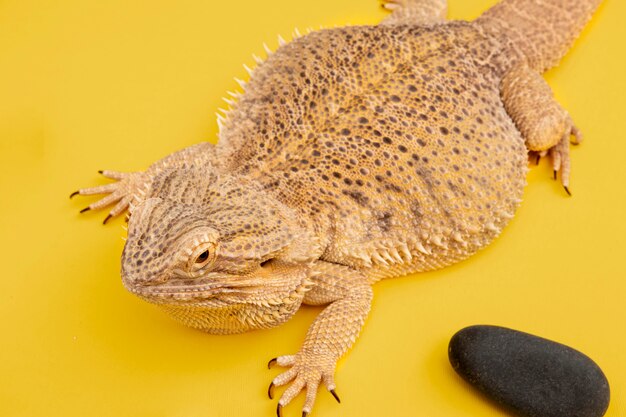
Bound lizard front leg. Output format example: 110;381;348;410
71;142;217;223
269;261;373;416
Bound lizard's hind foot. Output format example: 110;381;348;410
501;66;583;195
549;120;582;195
527;120;581;195
70;170;149;224
380;0;447;25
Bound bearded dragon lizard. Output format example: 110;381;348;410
71;0;603;415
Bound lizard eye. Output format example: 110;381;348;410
187;242;216;271
196;251;209;263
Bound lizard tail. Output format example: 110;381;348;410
476;0;604;72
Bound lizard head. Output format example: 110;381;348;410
121;169;319;334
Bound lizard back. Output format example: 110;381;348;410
216;23;528;278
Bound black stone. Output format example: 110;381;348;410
448;325;610;417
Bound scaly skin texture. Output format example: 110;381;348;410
72;0;603;415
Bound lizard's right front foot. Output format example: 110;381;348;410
70;170;150;224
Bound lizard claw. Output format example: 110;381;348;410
71;170;150;223
528;150;547;166
549;118;580;196
530;116;580;195
269;353;339;416
329;389;341;403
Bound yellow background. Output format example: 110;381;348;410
1;0;624;416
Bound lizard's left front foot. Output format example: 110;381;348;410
268;353;340;417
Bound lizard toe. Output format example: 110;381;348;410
549;119;580;195
72;170;150;223
269;352;338;416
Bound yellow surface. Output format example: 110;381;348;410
1;0;624;416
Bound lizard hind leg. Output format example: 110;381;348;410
380;0;447;26
500;65;583;194
548;121;583;195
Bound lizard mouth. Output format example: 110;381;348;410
122;275;263;305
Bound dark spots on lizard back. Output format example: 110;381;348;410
410;199;423;219
342;190;370;207
376;211;393;233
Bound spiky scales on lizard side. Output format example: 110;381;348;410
71;0;603;415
